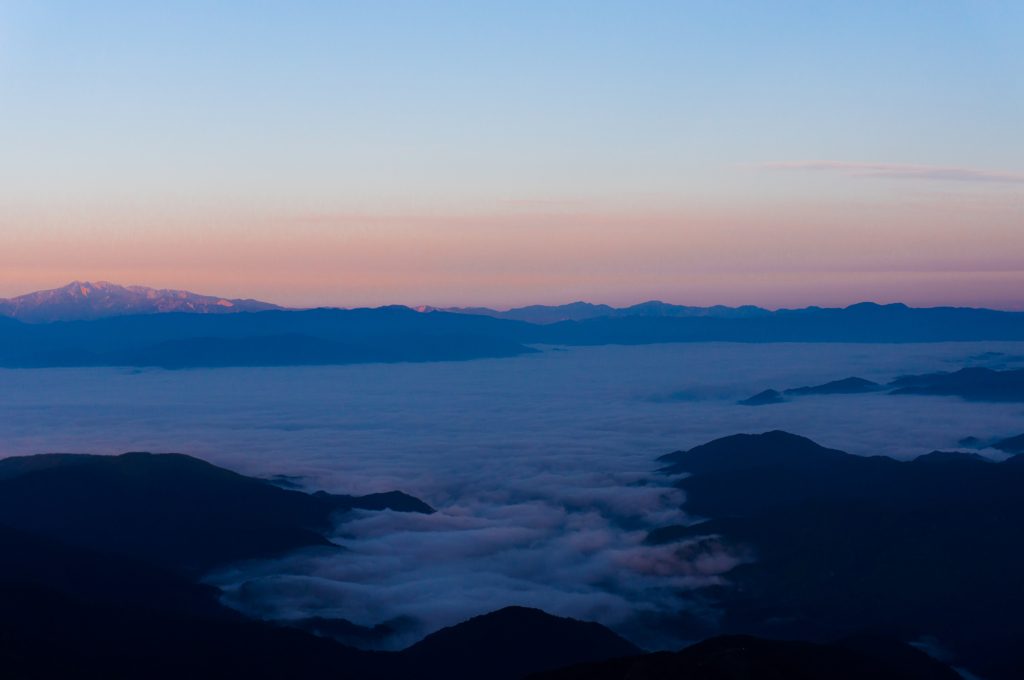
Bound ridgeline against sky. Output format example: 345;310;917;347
1;2;1022;309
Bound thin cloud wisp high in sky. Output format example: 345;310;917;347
755;161;1024;183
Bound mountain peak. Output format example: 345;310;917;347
0;281;282;323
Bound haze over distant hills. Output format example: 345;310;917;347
5;282;1024;368
0;281;282;323
3;282;779;325
415;301;773;325
3;299;1024;369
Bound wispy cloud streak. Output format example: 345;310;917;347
756;161;1024;183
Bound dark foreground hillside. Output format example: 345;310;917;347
0;584;958;680
528;635;960;680
650;431;1024;677
0;452;433;576
0;447;970;679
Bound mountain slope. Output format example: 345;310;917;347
527;634;960;680
888;367;1024;401
403;606;643;680
0;585;648;680
428;301;772;324
0;452;433;575
0;523;240;620
646;431;1024;674
0;281;282;323
784;376;883;395
4;301;1024;369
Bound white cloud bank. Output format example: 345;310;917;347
1;342;1022;648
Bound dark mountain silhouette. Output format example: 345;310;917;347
646;431;1024;674
0;281;282;323
524;302;1024;345
428;301;772;324
986;654;1024;680
312;489;436;514
737;389;785;405
0;584;650;680
992;432;1024;452
912;450;991;463
649;499;1024;672
0;452;433;576
402;606;642;680
527;634;960;680
0;523;240;620
888;367;1024;401
0;435;983;679
0;452;106;480
0;307;540;368
657;431;848;476
784;376;883;395
739;378;883;405
653;431;1016;519
0;581;398;680
426;301;620;324
275;615;415;649
4;302;1024;368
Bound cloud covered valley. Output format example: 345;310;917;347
2;341;1022;650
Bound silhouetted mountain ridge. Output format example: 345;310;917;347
528;634;961;680
889;366;1024;401
0;281;282;323
0;523;241;620
742;367;1024;405
402;606;643;680
992;433;1024;452
0;586;649;680
737;389;785;405
0;452;433;576
646;430;1024;674
4;302;1024;367
785;376;882;395
427;300;773;324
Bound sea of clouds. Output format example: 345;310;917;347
1;341;1022;649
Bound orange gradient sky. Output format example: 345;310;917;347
2;2;1022;310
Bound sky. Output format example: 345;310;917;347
1;1;1022;310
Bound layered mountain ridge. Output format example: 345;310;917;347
0;445;971;679
647;430;1024;677
4;283;1024;368
415;300;774;324
0;281;282;323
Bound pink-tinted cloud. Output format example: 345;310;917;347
498;200;586;206
756;161;1024;183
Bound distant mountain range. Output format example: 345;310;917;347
3;303;1024;368
740;368;1024;405
0;281;282;323
415;300;773;325
3;281;777;325
3;282;1024;367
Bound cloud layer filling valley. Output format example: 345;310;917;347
1;342;1022;648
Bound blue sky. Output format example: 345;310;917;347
1;2;1022;308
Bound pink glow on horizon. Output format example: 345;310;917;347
3;188;1022;311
